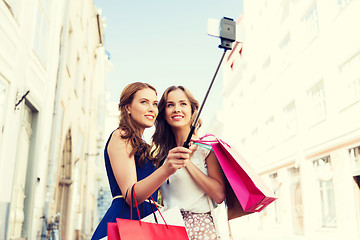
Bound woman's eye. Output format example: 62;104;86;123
181;102;187;106
153;103;158;107
167;103;174;107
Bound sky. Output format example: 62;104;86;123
94;0;244;131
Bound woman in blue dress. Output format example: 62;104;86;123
91;82;192;240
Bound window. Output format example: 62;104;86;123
340;52;360;105
241;137;246;146
251;128;258;137
261;57;271;83
313;156;337;227
281;0;290;23
265;116;275;149
269;172;281;223
33;0;50;63
279;34;291;68
349;146;360;188
263;57;271;70
251;128;258;146
303;4;319;43
288;167;304;235
283;101;297;137
250;75;256;85
308;80;326;123
336;0;353;9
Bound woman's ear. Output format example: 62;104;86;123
125;105;131;115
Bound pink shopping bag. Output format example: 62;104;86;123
194;135;277;219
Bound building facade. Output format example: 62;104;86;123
0;0;109;239
219;0;360;239
94;101;119;226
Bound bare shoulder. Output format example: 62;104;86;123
108;129;131;154
111;128;125;140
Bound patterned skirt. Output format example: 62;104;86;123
181;211;218;240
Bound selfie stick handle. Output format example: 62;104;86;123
183;49;228;148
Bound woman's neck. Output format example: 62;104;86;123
172;127;190;146
136;125;145;136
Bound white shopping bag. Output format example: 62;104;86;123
141;206;185;227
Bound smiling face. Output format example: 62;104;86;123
164;89;193;130
126;88;158;131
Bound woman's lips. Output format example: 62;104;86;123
145;115;155;120
171;115;184;120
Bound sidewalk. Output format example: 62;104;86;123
232;233;306;240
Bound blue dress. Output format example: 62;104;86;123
91;131;158;240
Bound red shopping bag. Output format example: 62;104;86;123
194;135;277;219
116;218;188;240
108;222;120;240
108;185;189;240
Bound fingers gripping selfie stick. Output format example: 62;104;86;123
183;17;236;148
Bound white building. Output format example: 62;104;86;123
94;101;119;224
0;0;110;239
219;0;360;239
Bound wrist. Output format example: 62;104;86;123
159;164;173;179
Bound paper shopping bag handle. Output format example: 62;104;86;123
130;184;141;221
130;184;169;227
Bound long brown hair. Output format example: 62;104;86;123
118;82;157;165
151;86;201;167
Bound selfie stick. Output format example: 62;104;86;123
183;17;236;148
183;49;227;148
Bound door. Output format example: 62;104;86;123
288;166;304;235
349;146;360;236
8;104;32;238
57;130;73;240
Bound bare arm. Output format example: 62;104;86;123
184;148;226;204
108;129;191;205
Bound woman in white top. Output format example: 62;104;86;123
151;86;226;240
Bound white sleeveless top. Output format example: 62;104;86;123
160;147;211;213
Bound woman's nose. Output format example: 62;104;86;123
149;105;156;112
173;105;180;112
